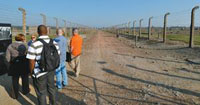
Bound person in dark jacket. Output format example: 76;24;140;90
5;34;30;99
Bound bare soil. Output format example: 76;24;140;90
0;31;200;105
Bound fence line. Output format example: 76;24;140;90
0;4;92;40
105;6;200;48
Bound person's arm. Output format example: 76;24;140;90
53;40;60;55
5;45;11;62
29;60;35;74
26;44;36;74
70;38;74;53
5;45;11;70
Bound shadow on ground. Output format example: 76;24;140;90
126;64;200;82
67;70;188;105
0;73;86;105
101;67;200;99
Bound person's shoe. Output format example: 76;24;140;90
62;83;67;88
75;73;79;78
57;88;62;92
11;92;18;99
22;88;31;95
62;85;66;88
56;86;62;92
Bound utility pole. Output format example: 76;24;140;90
139;19;143;38
18;7;26;37
163;12;170;43
148;17;153;40
40;13;46;25
189;6;199;48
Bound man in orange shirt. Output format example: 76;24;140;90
70;28;83;77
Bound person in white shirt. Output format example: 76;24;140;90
26;25;60;105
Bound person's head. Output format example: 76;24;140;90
72;28;78;35
37;25;47;36
31;34;36;41
15;34;25;42
56;29;64;36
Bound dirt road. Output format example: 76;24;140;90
0;31;200;105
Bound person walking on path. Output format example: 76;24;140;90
69;28;83;77
54;29;68;90
26;25;60;105
5;34;30;99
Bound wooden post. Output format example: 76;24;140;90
139;19;143;38
189;6;199;48
18;8;26;37
148;17;153;40
163;12;170;43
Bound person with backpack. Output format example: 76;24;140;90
54;29;68;90
5;34;30;99
26;25;60;105
69;28;83;77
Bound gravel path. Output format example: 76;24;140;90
0;31;200;105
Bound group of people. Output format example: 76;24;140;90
5;25;83;105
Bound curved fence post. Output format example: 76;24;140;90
139;19;143;38
148;17;153;40
163;12;170;43
18;8;26;36
189;6;199;48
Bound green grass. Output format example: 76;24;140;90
167;34;200;45
122;32;200;45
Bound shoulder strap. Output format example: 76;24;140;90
37;39;47;45
49;39;53;45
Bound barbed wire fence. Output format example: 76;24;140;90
106;6;200;48
0;2;93;42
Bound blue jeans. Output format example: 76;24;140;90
55;62;68;89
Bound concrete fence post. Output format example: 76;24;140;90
18;8;26;36
133;21;136;36
63;20;67;36
128;21;131;35
124;23;126;35
163;12;170;43
189;6;199;48
40;13;46;25
148;17;153;40
139;19;143;38
69;22;72;36
54;17;58;29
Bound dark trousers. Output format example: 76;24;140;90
12;74;29;98
32;71;56;105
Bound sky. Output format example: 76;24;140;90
1;0;200;27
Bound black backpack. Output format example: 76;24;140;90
9;55;29;76
38;39;60;72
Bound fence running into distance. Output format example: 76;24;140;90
0;1;92;42
105;6;200;48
